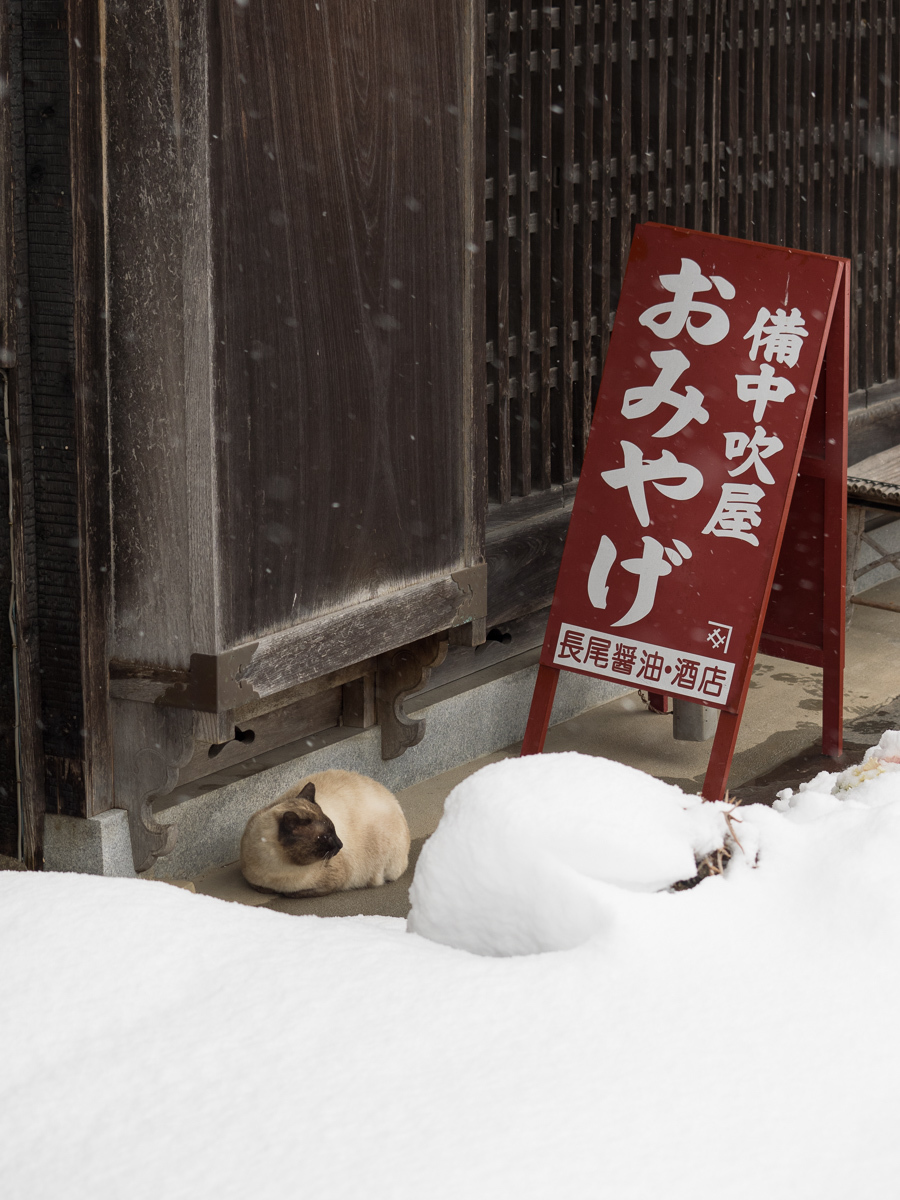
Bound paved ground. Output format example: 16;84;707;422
188;574;900;920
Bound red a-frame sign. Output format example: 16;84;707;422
522;223;850;800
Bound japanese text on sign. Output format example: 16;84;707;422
553;623;736;701
588;255;810;628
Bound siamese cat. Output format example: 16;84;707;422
240;769;410;898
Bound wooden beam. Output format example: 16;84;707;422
69;0;115;818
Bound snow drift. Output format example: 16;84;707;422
407;752;737;955
4;742;900;1199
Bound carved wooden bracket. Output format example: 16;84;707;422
111;700;198;872
376;634;449;760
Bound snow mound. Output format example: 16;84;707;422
407;752;732;955
776;728;900;811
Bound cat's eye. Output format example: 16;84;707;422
295;817;312;826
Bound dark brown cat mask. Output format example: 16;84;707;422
276;782;344;866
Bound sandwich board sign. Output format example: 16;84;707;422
522;223;850;800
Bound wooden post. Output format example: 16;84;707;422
820;261;850;758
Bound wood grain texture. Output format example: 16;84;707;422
575;0;596;474
104;0;204;666
238;571;485;699
486;502;572;626
465;0;487;565
555;0;575;485
69;0;114;817
176;689;343;788
537;4;553;490
488;3;512;503
513;0;532;496
214;0;473;645
0;33;17;855
341;673;376;729
0;0;47;863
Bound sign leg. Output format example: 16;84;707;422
821;258;848;757
821;660;843;758
701;709;741;800
521;664;559;756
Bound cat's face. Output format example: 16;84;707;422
276;782;343;866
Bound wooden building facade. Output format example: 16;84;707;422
1;0;898;870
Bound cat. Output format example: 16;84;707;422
239;769;410;898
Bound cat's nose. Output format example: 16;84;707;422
331;835;343;853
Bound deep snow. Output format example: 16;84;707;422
3;746;900;1199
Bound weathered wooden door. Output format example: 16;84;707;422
100;0;486;869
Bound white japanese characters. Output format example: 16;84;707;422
553;622;735;702
735;362;796;422
587;534;693;627
638;257;735;344
600;441;703;527
571;252;811;682
701;483;765;546
621;349;709;436
724;426;784;486
743;306;808;367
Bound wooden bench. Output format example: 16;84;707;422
847;446;900;623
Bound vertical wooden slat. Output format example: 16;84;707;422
833;0;848;264
870;0;887;385
724;0;740;237
637;3;651;223
878;0;892;384
70;0;115;819
787;0;800;249
672;1;687;227
468;0;488;548
575;0;596;469
848;0;861;393
599;2;613;367
496;6;512;500
0;0;47;865
742;0;758;239
802;1;817;252
891;4;900;380
555;0;575;483
860;1;876;389
696;0;710;231
710;0;729;236
656;1;671;228
820;0;835;257
617;1;633;276
513;1;532;496
773;0;787;242
537;2;552;489
484;5;498;497
787;0;802;248
758;0;772;243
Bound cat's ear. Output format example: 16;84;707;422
298;781;317;805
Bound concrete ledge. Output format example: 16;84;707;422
143;656;625;881
44;809;136;878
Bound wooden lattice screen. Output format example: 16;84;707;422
484;0;900;505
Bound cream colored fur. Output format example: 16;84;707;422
240;769;410;897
